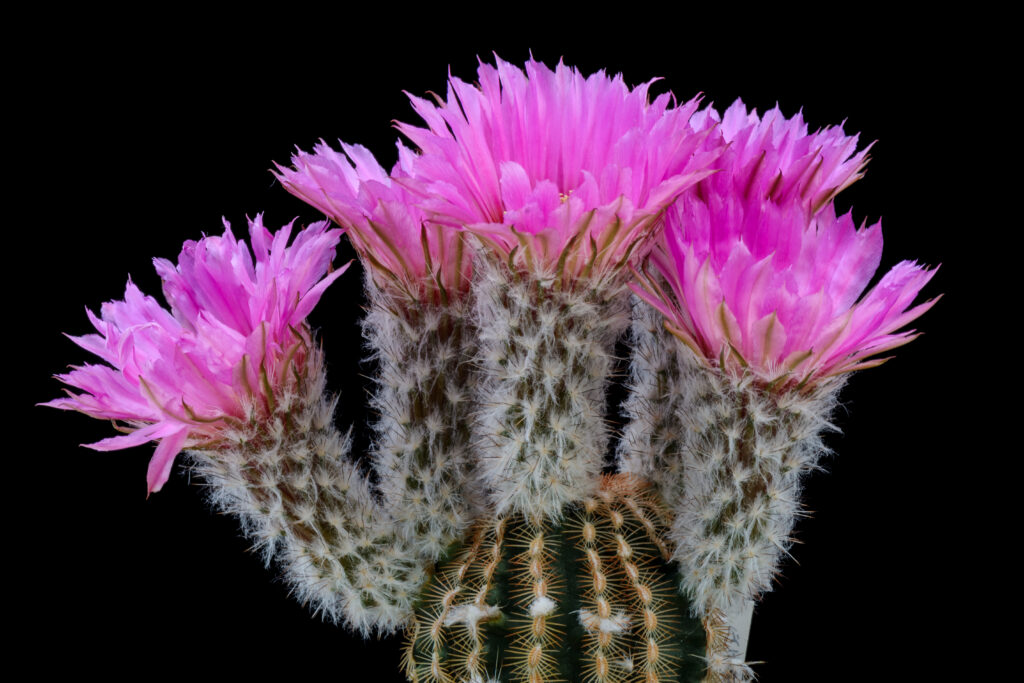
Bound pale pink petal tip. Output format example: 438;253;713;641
47;218;346;493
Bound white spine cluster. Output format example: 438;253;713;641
363;280;483;561
670;350;842;614
471;256;630;518
189;347;426;635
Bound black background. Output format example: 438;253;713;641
15;17;994;681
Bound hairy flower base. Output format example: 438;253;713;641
667;349;842;615
189;347;426;635
471;254;630;518
363;277;484;561
617;295;689;507
404;475;749;683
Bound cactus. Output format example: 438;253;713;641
666;354;842;615
403;475;710;683
615;296;840;613
617;295;687;511
46;56;938;682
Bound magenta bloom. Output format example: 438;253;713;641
393;56;720;277
44;217;346;493
277;141;470;301
633;100;934;385
635;196;937;385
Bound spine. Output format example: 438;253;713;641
404;476;710;683
188;347;426;635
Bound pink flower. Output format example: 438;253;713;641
43;217;346;493
635;193;937;386
392;56;720;278
634;101;936;385
276;141;470;302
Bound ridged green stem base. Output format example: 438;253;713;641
404;475;707;683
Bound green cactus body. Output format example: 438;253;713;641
404;475;708;683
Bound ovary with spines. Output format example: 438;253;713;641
471;254;630;519
189;344;426;635
671;360;840;615
618;306;841;616
363;277;484;562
